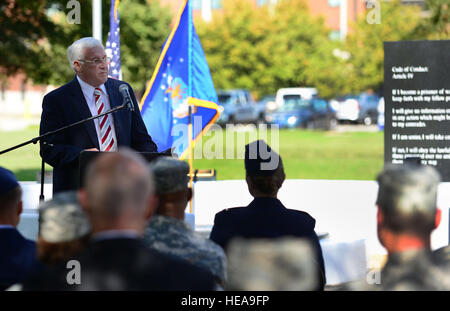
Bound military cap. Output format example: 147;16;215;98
245;140;282;176
149;157;189;195
376;164;440;215
0;166;20;196
39;191;91;243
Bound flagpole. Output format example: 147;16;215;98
187;0;194;214
93;0;102;40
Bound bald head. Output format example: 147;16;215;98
376;164;440;237
83;149;154;223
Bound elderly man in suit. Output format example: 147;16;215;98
0;167;41;290
40;37;158;194
209;140;326;290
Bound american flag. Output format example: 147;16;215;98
105;0;122;80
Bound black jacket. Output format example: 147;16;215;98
210;197;326;289
0;228;41;290
39;77;158;193
22;237;216;291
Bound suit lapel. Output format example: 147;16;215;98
70;77;100;149
105;79;123;146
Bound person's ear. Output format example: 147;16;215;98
73;60;82;73
144;195;158;221
187;187;193;202
78;189;89;214
434;207;442;229
377;205;383;226
246;175;255;196
17;200;23;217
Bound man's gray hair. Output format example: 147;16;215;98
67;37;104;70
376;164;440;234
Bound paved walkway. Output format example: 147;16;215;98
0;115;40;131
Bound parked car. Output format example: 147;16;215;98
274;87;318;111
377;97;384;130
265;96;337;130
332;93;381;125
216;89;266;125
258;95;276;113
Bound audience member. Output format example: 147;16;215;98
0;167;41;290
347;164;450;291
374;164;450;290
209;140;326;290
433;245;450;265
37;191;91;265
22;149;216;290
143;157;227;287
226;237;320;290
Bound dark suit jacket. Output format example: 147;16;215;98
39;77;158;193
0;228;41;290
22;238;216;291
209;197;326;290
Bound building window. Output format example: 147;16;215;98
1;82;5;101
211;0;222;9
258;0;278;6
329;30;341;41
21;80;26;101
192;0;202;10
328;0;341;7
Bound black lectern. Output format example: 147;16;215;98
78;151;163;189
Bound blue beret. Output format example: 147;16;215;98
0;167;20;196
245;140;282;176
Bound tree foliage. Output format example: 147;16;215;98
2;0;447;99
0;0;60;81
416;0;450;39
119;0;172;94
344;0;423;94
1;0;172;96
197;0;341;98
197;0;446;98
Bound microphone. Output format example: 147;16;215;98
119;84;135;112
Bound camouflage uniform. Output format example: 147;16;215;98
143;215;227;285
433;245;450;266
226;237;319;291
345;250;450;291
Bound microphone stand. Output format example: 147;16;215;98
0;103;129;202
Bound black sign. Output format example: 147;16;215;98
384;40;450;181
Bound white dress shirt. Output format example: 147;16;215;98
77;76;118;151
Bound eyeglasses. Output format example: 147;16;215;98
78;56;111;65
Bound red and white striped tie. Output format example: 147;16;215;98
94;88;116;152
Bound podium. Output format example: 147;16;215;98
78;151;163;189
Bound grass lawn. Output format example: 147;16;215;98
0;125;384;181
193;126;384;181
0;125;42;181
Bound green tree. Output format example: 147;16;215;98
2;0;172;97
197;0;338;98
0;0;61;81
119;0;172;95
344;0;423;94
416;0;450;39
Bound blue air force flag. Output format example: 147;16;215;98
139;0;219;159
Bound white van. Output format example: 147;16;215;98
275;87;318;110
